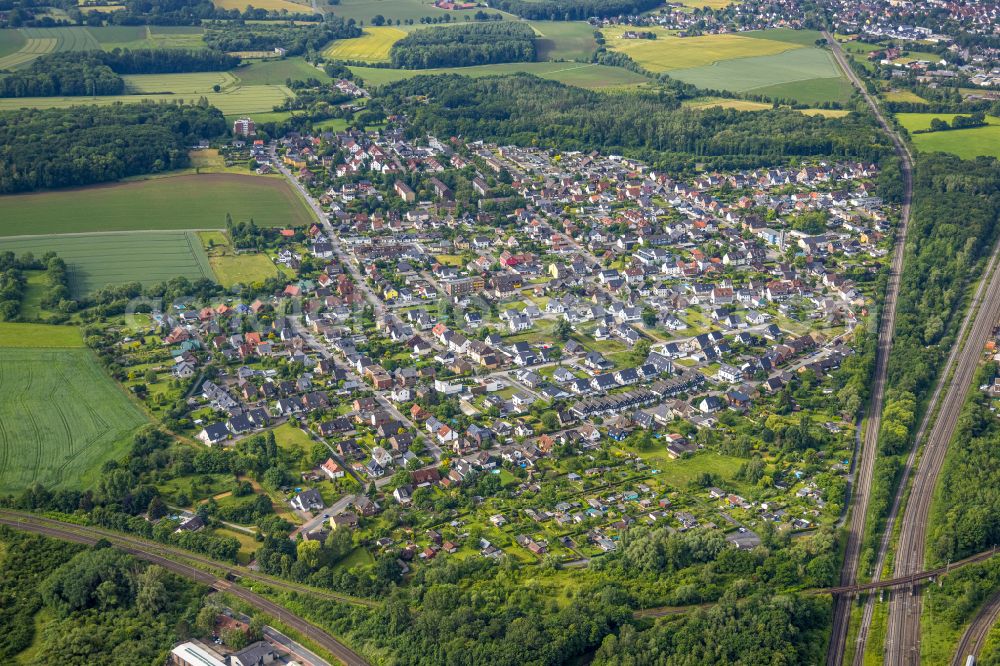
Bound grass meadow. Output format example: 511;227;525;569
0;231;214;296
896;113;1000;159
0;344;147;494
0;173;315;236
233;57;330;85
324;26;407;63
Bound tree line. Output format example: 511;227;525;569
203;19;360;56
0;49;240;98
373;74;893;173
389;22;537;69
0;102;226;193
488;0;661;20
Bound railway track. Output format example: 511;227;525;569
635;544;1000;618
953;590;1000;666
0;512;371;666
821;30;915;666
853;240;1000;664
0;510;378;608
883;250;1000;666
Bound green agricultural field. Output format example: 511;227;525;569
88;24;205;50
896;113;1000;132
742;27;824;46
0;28;26;60
529;20;598;61
0;231;213;296
0;83;293;115
0;345;147;494
896;113;1000;159
122;71;238;94
0;174;315;236
0;26;101;68
600;26;801;72
668;48;850;103
751;75;854;105
233;57;330;85
324;26;407;63
350;61;648;89
0;322;83;348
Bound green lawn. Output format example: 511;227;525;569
0;347;147;494
332;547;374;572
0;231;213;297
0;321;84;347
0;173;314;236
233;57;331;85
529;21;598;62
198;230;283;288
272;422;316;455
350;61;648;90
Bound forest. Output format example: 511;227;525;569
0;49;239;98
389;23;537;69
882;154;1000;440
488;0;661;20
0;526;205;662
0;102;226;193
928;362;1000;563
373;74;892;172
203;19;360;56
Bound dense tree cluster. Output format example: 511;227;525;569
928;363;1000;562
374;74;891;172
389;23;536;69
488;0;661;20
204;19;360;56
0;49;239;98
0;102;226;193
593;592;828;665
0;528;205;662
0;53;123;97
887;154;1000;414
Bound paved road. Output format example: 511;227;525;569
821;30;915;666
0;511;370;666
854;241;1000;664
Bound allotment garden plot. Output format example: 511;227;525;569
0;344;147;494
